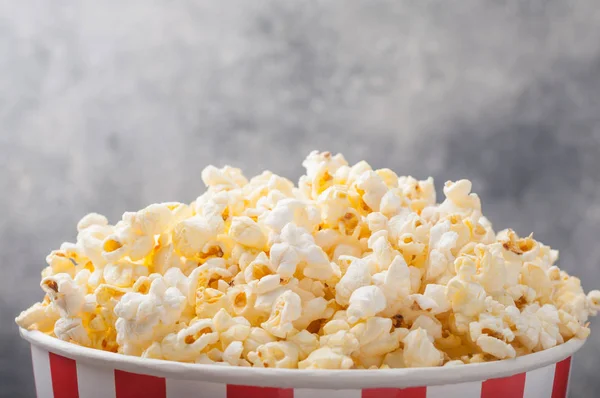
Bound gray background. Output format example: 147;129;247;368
1;1;600;396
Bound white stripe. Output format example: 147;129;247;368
31;345;54;398
77;361;116;398
294;389;362;398
565;359;573;397
427;381;482;398
523;364;556;398
166;378;226;398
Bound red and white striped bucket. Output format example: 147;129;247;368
21;328;583;398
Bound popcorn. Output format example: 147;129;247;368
269;223;334;281
248;341;299;368
587;290;600;315
288;330;319;360
521;262;552;302
149;319;219;362
411;315;442;340
320;329;360;356
227;284;257;318
444;360;465;366
102;221;155;263
242;252;272;282
262;199;321;235
126;203;181;236
103;261;149;288
201;165;248;191
347;285;387;324
77;223;114;270
411;284;451;315
425;221;459;282
335;257;371;306
222;341;246;366
269;242;300;280
94;284;128;312
366;212;388;234
261;290;302;338
382;348;405;368
297;277;326;298
439;180;481;215
376;169;400;189
473;244;507;295
536;304;561;350
403;328;443;367
323;318;349;333
293;297;330;330
379;190;403;218
172;215;222;258
352;171;388;213
388;211;428;243
196;190;242;225
396;233;427;265
196;288;231;318
54;317;91;346
77;213;109;232
368;232;399;272
16;150;600;369
351;317;401;357
317;186;353;228
475;335;516;359
446;275;487;317
41;273;87;318
15;301;60;333
372;255;412;315
149;242;185;275
298;347;354;369
514;303;564;351
299;151;348;199
253;280;295;314
229;216;267;249
195;260;232;291
243;327;277;356
44;245;85;278
401;176;436;209
220;322;252;348
114;277;187;355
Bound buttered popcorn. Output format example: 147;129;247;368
16;151;600;368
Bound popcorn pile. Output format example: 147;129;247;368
16;151;600;369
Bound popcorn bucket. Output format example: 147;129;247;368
21;328;581;398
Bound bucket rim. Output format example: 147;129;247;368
19;327;585;389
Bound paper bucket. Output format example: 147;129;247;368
20;328;583;398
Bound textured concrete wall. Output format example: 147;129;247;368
2;1;600;396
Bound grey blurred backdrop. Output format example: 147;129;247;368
1;1;600;396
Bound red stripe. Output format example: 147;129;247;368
362;387;427;398
481;372;526;398
551;357;572;398
227;385;293;398
49;353;79;398
114;369;166;398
